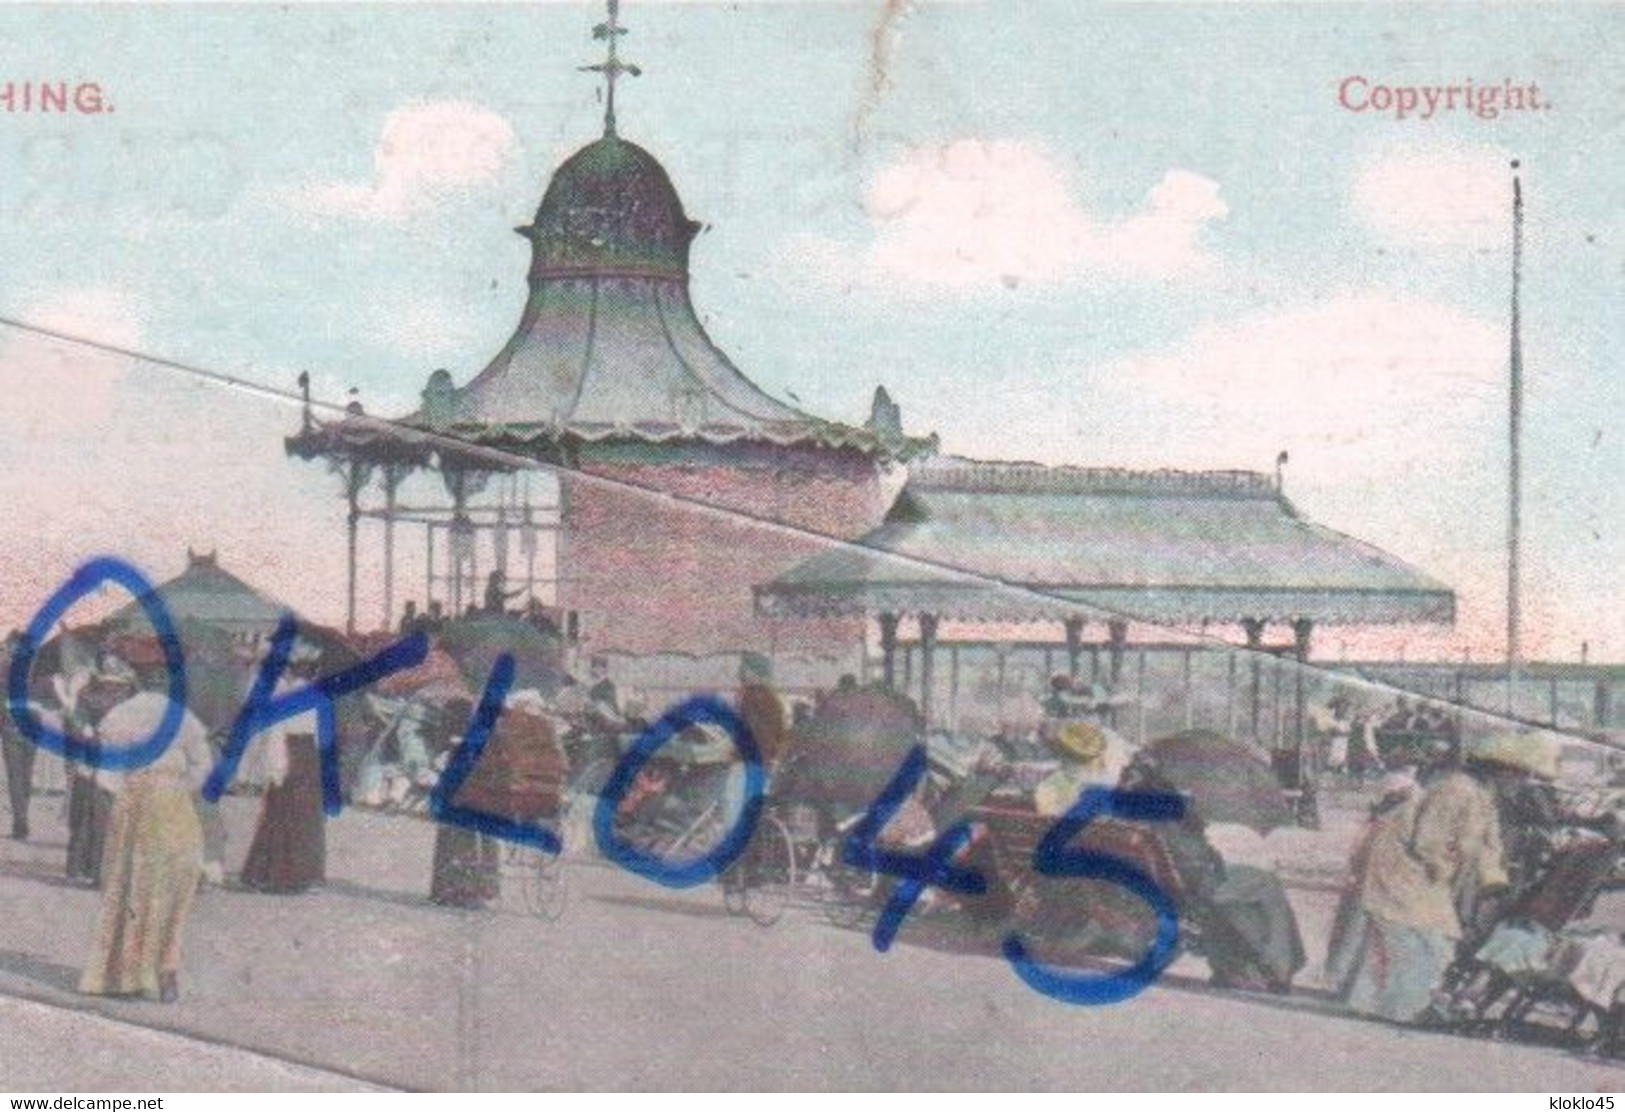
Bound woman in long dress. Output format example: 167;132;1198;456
240;673;326;894
80;688;213;1002
239;727;326;893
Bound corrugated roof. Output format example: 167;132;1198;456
757;460;1455;627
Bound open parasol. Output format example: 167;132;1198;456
776;686;921;811
1137;729;1293;833
437;613;567;697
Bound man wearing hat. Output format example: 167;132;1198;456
1328;733;1541;1022
1033;720;1111;817
1455;733;1561;901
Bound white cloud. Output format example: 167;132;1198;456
1095;293;1505;474
824;139;1228;293
1094;170;1229;278
1351;141;1515;250
287;101;517;221
1100;294;1516;659
927;293;1504;483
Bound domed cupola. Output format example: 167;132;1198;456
522;136;700;282
388;0;932;461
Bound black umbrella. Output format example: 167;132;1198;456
1137;729;1293;833
436;613;567;697
776;686;920;811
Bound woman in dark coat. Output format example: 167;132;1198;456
239;730;326;893
65;673;135;886
240;661;327;894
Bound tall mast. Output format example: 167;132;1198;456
1507;158;1524;713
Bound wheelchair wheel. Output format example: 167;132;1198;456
820;856;879;930
508;844;569;923
741;813;797;928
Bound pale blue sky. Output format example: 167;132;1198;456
0;2;1619;658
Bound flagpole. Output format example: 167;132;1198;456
1507;158;1524;715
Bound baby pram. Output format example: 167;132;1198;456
1436;828;1625;1054
445;702;573;921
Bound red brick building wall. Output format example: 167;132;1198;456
560;442;890;657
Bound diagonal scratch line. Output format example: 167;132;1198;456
0;312;1597;747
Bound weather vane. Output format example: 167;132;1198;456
579;0;640;138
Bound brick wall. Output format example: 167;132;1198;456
560;443;889;657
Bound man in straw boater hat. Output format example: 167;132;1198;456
1032;720;1113;818
1327;730;1557;1023
1034;679;1138;804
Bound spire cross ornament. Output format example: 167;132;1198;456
579;0;641;138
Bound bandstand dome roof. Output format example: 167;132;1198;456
418;131;927;458
286;19;934;467
526;136;699;281
323;132;923;462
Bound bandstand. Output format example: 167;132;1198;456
286;1;932;650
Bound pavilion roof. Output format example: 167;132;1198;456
755;460;1455;627
104;551;291;635
408;135;935;462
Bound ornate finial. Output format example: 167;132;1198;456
579;0;641;138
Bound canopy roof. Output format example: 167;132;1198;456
287;136;931;466
104;551;290;636
423;135;928;458
756;460;1455;627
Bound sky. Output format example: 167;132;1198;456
0;1;1620;661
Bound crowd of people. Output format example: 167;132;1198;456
0;627;351;1001
0;603;801;1004
0;609;1612;1041
1324;729;1614;1027
1312;693;1463;781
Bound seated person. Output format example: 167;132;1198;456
1120;758;1306;993
1033;721;1112;816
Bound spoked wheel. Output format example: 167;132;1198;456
820;850;880;931
507;844;569;922
739;813;797;927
